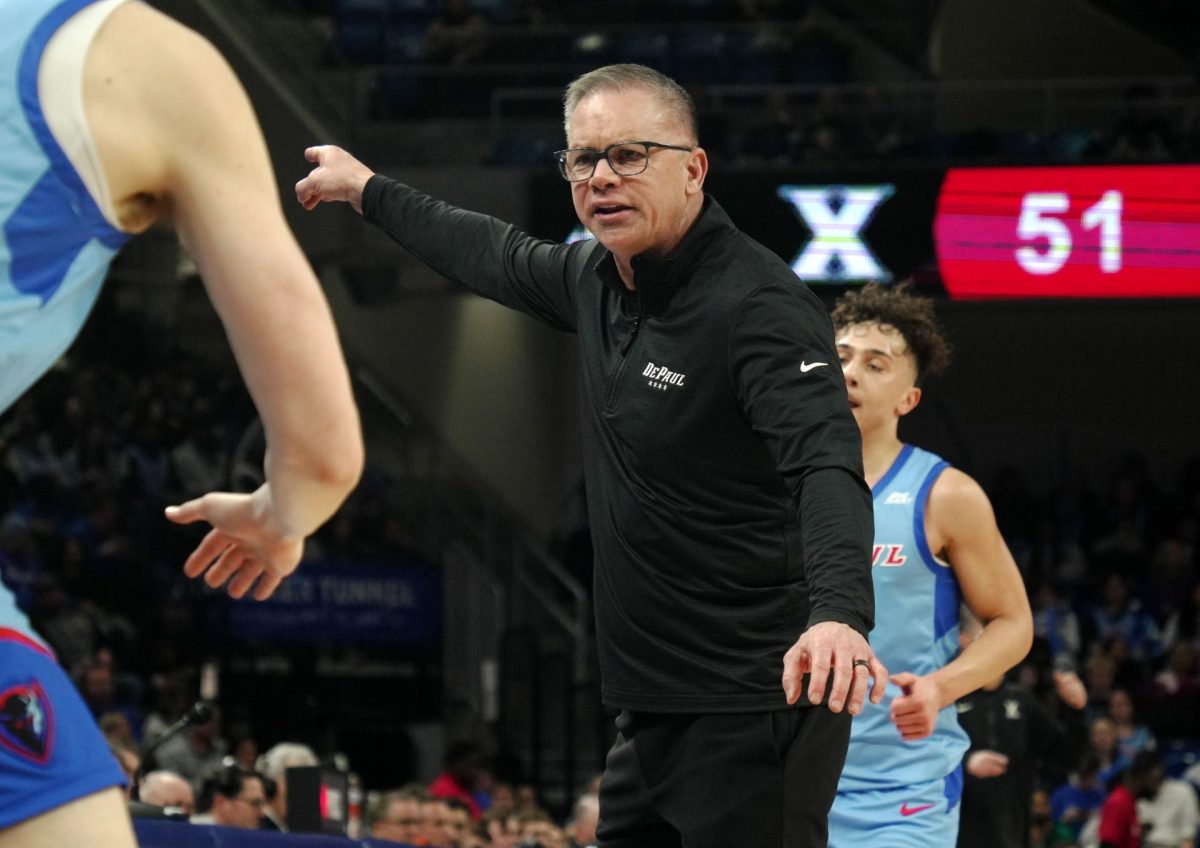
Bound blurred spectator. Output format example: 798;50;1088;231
956;616;1090;848
139;769;196;816
1050;754;1108;844
1165;581;1200;652
424;0;491;64
1096;751;1165;848
195;765;268;829
98;711;136;749
1033;582;1083;663
420;795;455;848
445;797;472;847
108;740;141;791
1151;642;1200;697
1089;716;1124;776
142;671;192;746
1029;788;1070;848
30;581;96;671
515;810;566;848
1106;689;1157;764
1136;772;1199;848
1089;574;1162;663
371;786;425;844
1143;538;1194;626
514;783;542;815
566;792;598;848
430;741;487;820
77;658;144;742
231;733;260;772
155;706;226;789
490;781;516;817
482;806;520;847
256;741;319;832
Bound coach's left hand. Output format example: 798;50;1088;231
782;622;887;715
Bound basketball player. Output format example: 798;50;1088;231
827;284;1032;847
0;2;362;845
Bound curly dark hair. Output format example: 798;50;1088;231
830;282;951;382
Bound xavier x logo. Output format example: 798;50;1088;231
777;185;894;282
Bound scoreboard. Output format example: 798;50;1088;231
535;164;1200;299
935;166;1200;298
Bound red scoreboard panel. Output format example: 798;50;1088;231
935;166;1200;298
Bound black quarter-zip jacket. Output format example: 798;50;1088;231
363;177;874;712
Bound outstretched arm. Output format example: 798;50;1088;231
87;4;363;598
891;469;1032;739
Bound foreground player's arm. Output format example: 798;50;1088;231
891;469;1032;739
86;5;363;597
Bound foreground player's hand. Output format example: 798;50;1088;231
295;145;375;214
966;749;1009;778
782;622;887;715
166;485;304;601
889;672;943;740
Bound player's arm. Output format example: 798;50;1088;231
86;5;363;596
891;469;1032;739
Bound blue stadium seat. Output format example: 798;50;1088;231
670;30;729;85
490;137;554;166
333;0;388;62
370;71;423;118
726;31;781;84
782;42;849;84
383;20;426;62
1162;739;1200;779
468;0;518;23
614;32;672;74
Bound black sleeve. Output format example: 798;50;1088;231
362;175;583;332
1030;695;1087;770
728;280;874;636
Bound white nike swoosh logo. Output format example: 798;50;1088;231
799;361;828;372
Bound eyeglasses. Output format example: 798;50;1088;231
234;795;266;809
554;140;694;181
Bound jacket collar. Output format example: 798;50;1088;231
592;196;735;314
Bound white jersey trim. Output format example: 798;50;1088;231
38;0;129;232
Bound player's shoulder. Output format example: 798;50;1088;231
927;465;994;527
92;3;242;114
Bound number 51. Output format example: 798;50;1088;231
1016;191;1123;275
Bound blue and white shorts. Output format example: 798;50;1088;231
829;767;963;848
0;631;125;829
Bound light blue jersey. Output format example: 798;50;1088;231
0;0;131;648
829;444;968;847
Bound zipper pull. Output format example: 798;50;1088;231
620;316;641;355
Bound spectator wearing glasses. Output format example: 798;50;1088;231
194;765;267;829
297;62;881;848
370;786;426;845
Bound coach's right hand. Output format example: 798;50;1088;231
782;621;888;715
295;145;375;214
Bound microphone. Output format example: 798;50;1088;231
130;700;215;801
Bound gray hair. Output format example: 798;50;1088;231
563;64;697;143
256;742;317;780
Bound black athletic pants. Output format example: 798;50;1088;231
596;707;852;848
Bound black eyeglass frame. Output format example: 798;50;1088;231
553;140;695;181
